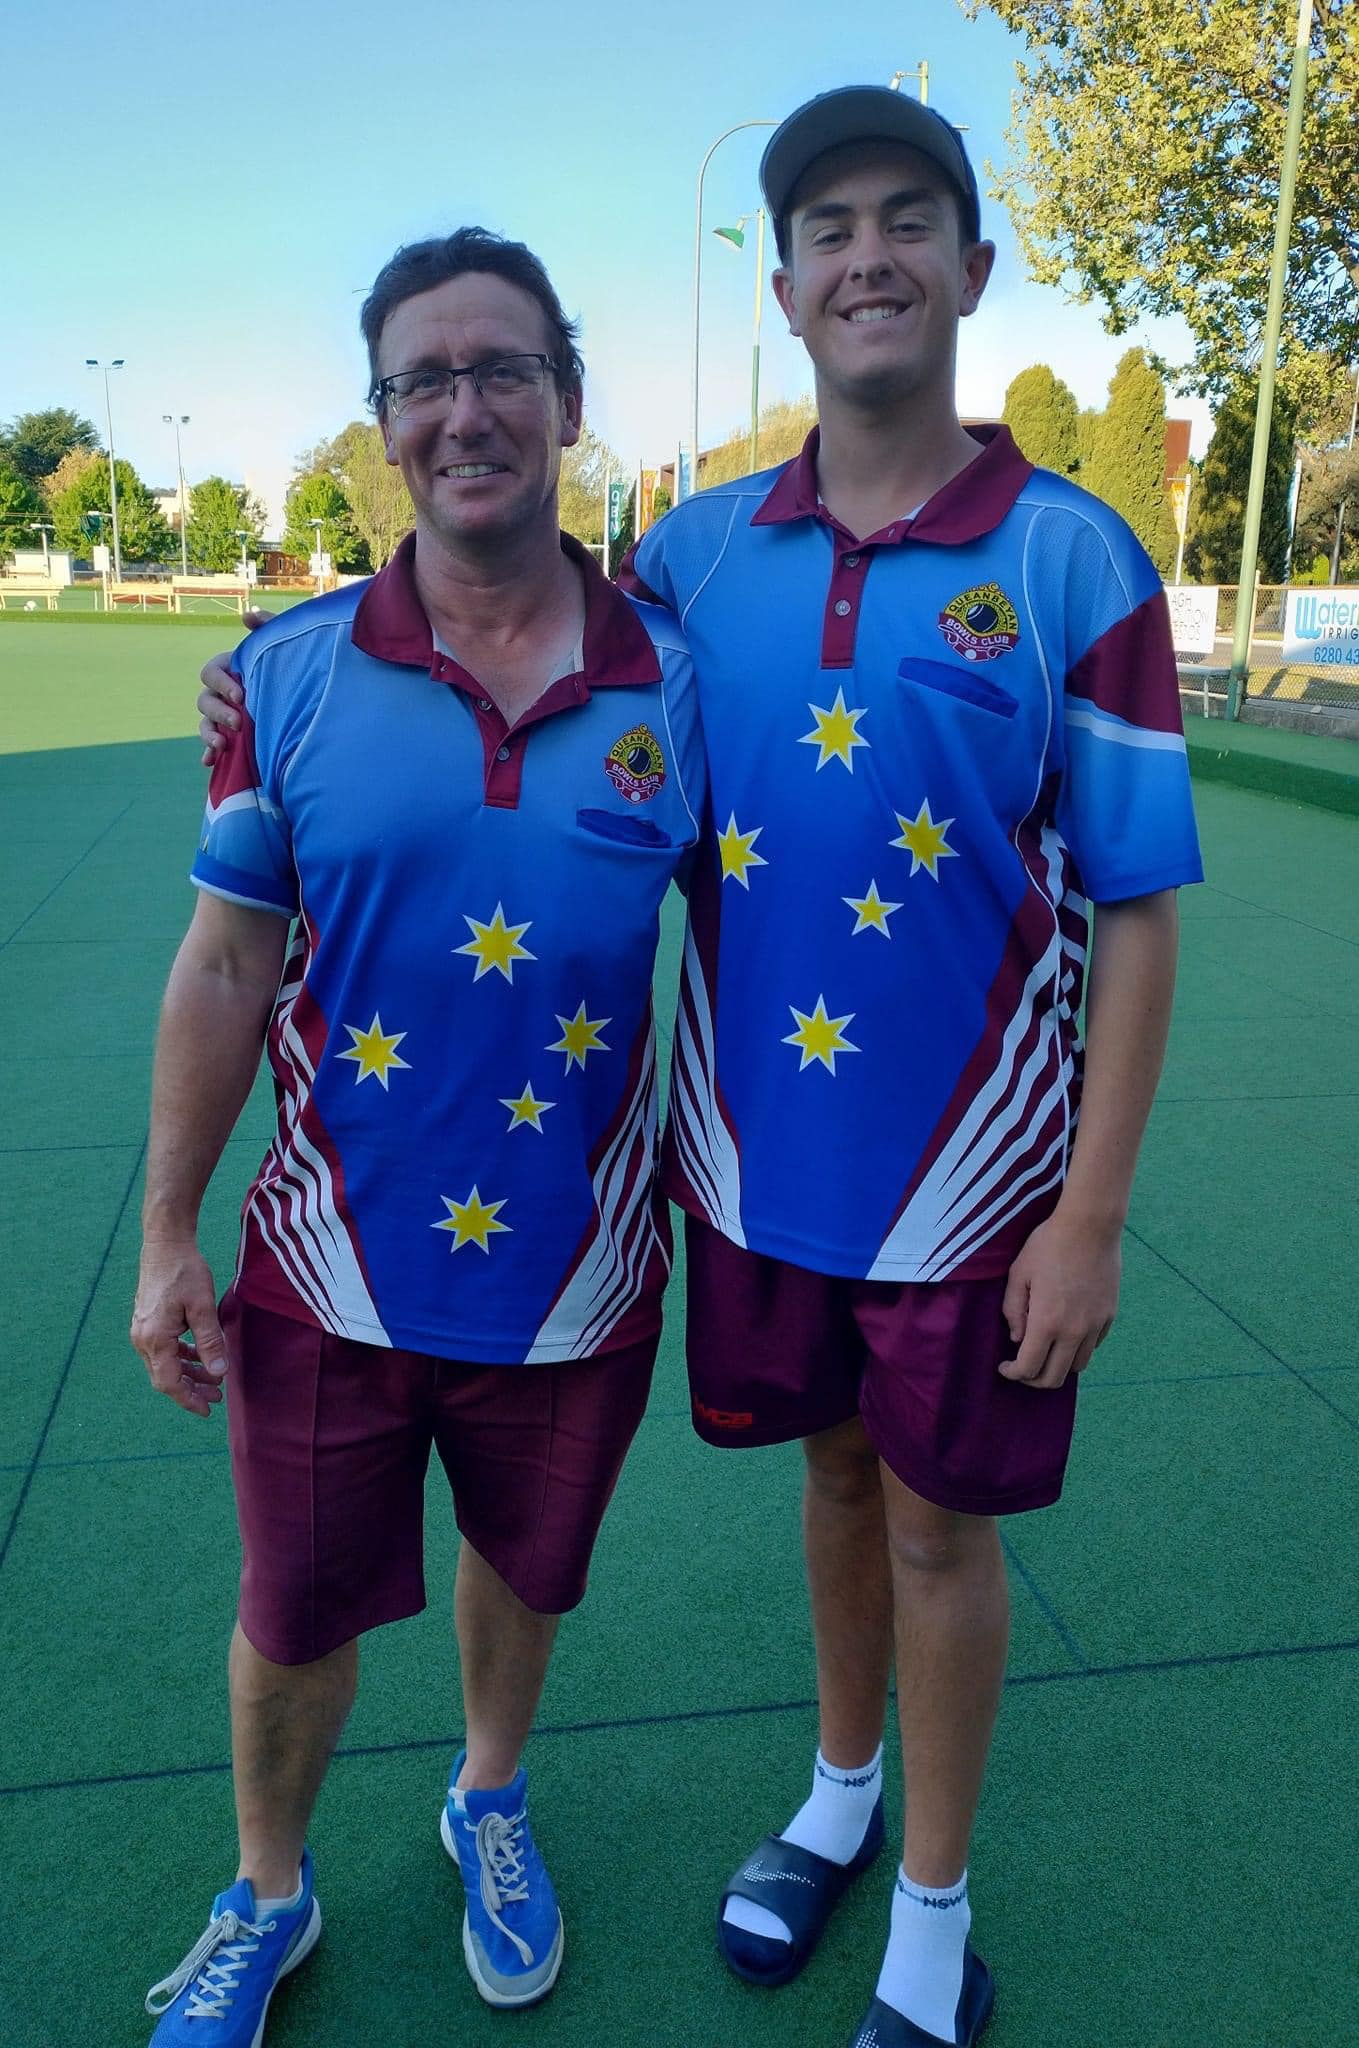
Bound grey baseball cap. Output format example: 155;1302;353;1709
760;86;981;246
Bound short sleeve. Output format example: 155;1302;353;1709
1056;533;1204;903
190;688;297;917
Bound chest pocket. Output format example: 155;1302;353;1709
898;657;1018;720
576;807;672;848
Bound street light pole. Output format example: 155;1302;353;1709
86;357;125;581
235;528;249;583
715;210;768;474
308;516;325;590
1226;0;1314;719
28;523;54;575
692;119;776;501
887;61;929;103
163;414;190;575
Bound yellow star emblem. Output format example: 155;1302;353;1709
499;1081;555;1132
717;811;767;889
432;1186;511;1253
891;799;958;879
782;995;860;1075
799;687;869;772
548;1002;611;1072
337;1013;411;1088
454;903;536;983
843;880;902;937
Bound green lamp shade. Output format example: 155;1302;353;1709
713;225;746;249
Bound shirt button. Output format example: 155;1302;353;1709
834;598;852;617
477;697;492;712
843;553;860;568
496;744;511;762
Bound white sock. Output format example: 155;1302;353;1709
722;1746;883;1947
253;1876;304;1917
875;1865;970;2040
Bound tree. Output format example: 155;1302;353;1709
1;407;100;487
1001;366;1079;476
1083;349;1178;572
283;471;368;571
186;476;266;573
327;422;414;569
557;422;621;550
49;452;174;565
1184;385;1297;582
961;1;1358;398
697;396;819;491
1295;442;1359;583
1075;407;1101;481
0;460;45;561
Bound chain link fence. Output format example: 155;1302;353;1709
1172;583;1359;718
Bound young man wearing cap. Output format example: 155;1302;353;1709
619;86;1201;2048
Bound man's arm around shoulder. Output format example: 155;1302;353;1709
131;892;289;1417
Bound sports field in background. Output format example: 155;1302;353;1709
2;619;1357;2046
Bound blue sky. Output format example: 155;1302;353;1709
7;0;1210;531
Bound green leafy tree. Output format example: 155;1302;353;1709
1001;366;1079;476
50;452;173;565
0;460;46;560
651;486;673;522
1184;385;1297;582
1294;441;1359;583
557;422;621;550
1;407;100;488
283;471;368;570
960;0;1358;397
326;422;414;569
185;476;266;572
1083;349;1178;571
698;396;819;490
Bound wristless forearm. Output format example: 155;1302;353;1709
143;951;273;1238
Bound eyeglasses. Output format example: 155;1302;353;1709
372;353;559;415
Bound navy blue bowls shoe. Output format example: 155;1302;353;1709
847;1946;995;2047
716;1793;885;1988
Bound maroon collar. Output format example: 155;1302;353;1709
352;528;661;688
751;423;1033;547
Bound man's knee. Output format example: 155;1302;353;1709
803;1415;881;1507
884;1491;996;1577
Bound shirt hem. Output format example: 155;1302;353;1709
667;1190;1028;1283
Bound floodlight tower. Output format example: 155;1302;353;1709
163;415;190;575
86;357;125;579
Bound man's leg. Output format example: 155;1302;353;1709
230;1622;359;1897
872;1468;1008;2038
452;1539;559;1791
721;1415;893;1963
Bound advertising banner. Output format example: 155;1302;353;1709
1164;585;1218;660
1283;587;1359;670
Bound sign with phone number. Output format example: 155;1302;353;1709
1283;588;1359;667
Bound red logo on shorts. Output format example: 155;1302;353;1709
694;1397;754;1431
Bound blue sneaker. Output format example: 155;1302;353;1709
144;1850;321;2045
440;1750;564;2006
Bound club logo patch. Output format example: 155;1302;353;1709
604;723;666;803
937;582;1020;662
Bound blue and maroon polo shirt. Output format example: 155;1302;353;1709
192;531;704;1363
621;425;1202;1284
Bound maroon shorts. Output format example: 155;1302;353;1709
222;1290;657;1663
683;1218;1077;1516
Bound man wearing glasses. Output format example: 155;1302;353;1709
133;228;703;2046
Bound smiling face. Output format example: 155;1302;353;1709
376;270;582;554
773;140;994;415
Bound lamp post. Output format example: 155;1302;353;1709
308;516;325;589
1226;0;1314;718
85;357;125;580
163;414;190;575
692;119;776;501
28;522;54;575
234;528;249;583
887;60;929;102
713;210;767;475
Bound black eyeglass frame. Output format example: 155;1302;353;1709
369;352;561;413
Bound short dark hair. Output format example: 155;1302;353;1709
362;227;584;407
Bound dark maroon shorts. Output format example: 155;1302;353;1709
683;1218;1077;1517
222;1290;657;1663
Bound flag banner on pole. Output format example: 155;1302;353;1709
608;478;628;543
639;470;656;532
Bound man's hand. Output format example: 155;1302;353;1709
998;1209;1120;1390
198;608;270;766
131;1239;229;1418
